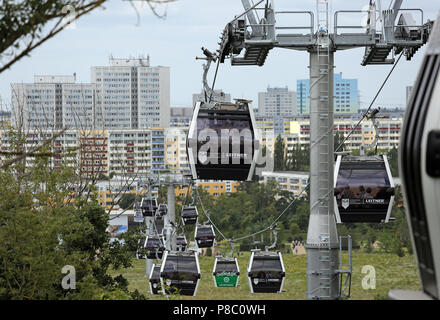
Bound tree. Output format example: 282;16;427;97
0;0;176;74
0;128;145;300
118;193;138;210
274;135;285;171
334;131;346;152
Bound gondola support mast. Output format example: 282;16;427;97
215;0;432;299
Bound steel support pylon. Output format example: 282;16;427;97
167;184;176;251
305;41;340;299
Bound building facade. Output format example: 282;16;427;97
11;56;170;130
91;56;170;129
192;89;231;106
258;86;297;117
297;72;359;114
170;107;193;127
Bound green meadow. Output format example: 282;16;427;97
111;251;421;300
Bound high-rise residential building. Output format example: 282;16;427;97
11;56;170;130
91;56;170;129
297;72;359;114
192;89;231;106
258;86;297;117
11;74;97;130
170;107;193;127
406;86;413;106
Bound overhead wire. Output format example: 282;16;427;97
335;51;404;152
194;181;309;245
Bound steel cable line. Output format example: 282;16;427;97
335;51;404;152
194;186;231;245
194;182;310;244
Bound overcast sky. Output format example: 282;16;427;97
0;0;438;110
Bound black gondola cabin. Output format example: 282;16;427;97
181;206;198;225
160;251;201;296
141;197;158;217
176;235;187;252
144;235;165;260
195;225;216;248
247;251;285;293
334;155;395;223
187;100;260;181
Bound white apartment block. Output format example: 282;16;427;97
285;115;403;151
258;86;297;117
261;171;309;196
91;56;170;130
165;127;190;174
192;89;231;106
12;56;170;131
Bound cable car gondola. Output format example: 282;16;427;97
160;251;201;296
141;197;158;217
144;235;165;260
176;235;187;252
187;100;260;181
195;225;216;248
181;205;198;225
212;257;240;288
247;251;285;293
157;203;168;216
334;155;395;223
149;264;162;295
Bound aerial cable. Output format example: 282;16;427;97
208;59;221;103
335;51;404;152
194;182;310;244
229;185;310;243
194;186;230;245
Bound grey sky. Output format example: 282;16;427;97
0;0;438;110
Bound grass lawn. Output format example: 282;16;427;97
110;251;421;300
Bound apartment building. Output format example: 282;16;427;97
192;89;231;106
261;171;309;196
297;72;359;114
11;56;170;131
258;86;297;118
91;56;170;129
286;113;403;151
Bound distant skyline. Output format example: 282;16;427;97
0;0;438;111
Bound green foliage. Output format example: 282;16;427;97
285;143;309;172
118;193;138;210
274;135;285;171
0;129;145;300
